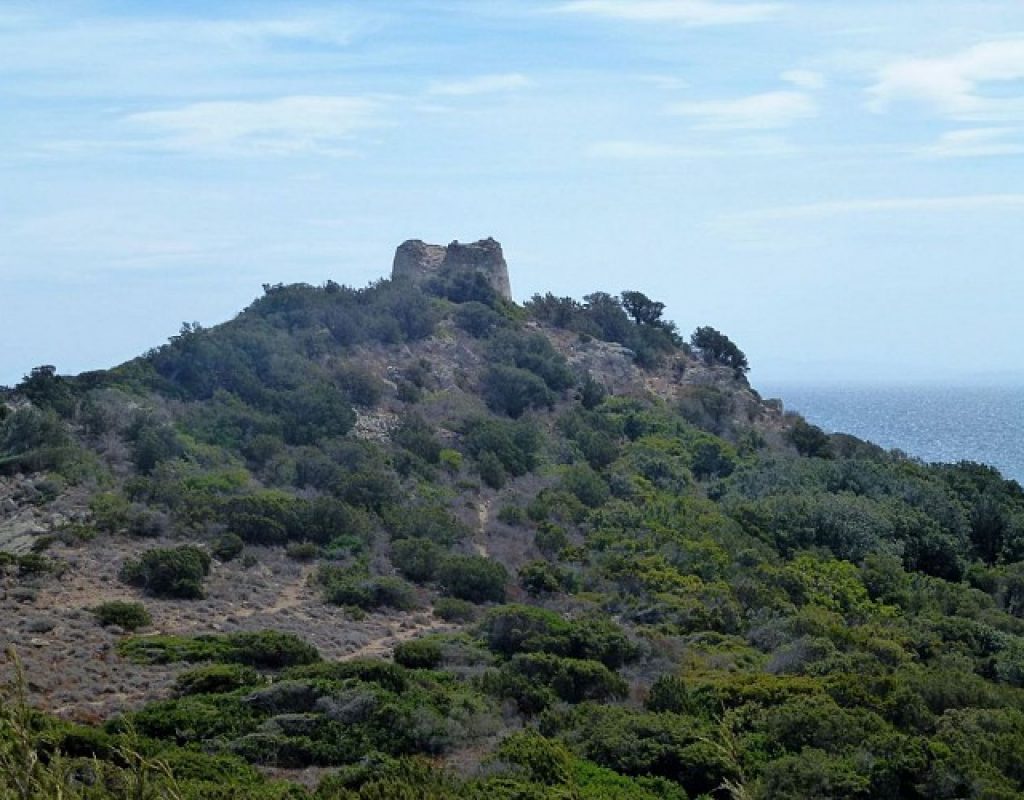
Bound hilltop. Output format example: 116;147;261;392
2;241;1024;799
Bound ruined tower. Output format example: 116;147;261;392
391;238;512;302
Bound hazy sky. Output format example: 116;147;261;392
2;1;1023;389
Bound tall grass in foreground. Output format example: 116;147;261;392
0;647;183;800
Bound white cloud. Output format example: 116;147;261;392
586;137;794;159
669;90;816;129
554;0;783;26
127;96;383;156
428;73;530;96
0;11;375;103
921;127;1024;158
782;69;826;90
722;194;1024;224
586;141;715;159
640;75;690;90
869;38;1024;119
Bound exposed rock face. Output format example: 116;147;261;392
392;238;512;301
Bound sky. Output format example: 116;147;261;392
2;0;1023;389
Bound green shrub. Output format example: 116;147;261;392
322;573;419;611
393;638;444;670
120;630;320;668
477;450;507;489
480;605;637;668
483;365;554;417
497;505;528;526
285;541;321;561
438;555;508;604
519;561;573;596
535;524;569;557
174;663;265;696
391;538;445;583
454;301;506;337
14;553;55;577
461;417;542;477
439;449;463;474
336;364;384;407
392;414;442;464
433;597;478;623
787;417;833;458
506;653;628;704
645;674;692;714
212;532;245;561
89;492;130;533
119;545;212;599
92;600;152;631
560;463;610;508
385;503;469;546
488;330;576;392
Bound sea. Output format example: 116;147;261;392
759;384;1024;486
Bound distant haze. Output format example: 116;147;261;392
2;2;1022;388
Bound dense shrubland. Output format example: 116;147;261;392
3;276;1024;798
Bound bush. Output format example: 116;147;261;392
519;561;573;596
462;417;542;477
787;418;834;458
439;449;463;474
322;573;419;611
385;504;469;546
174;664;264;696
285;541;321;561
393;638;444;670
438;555;509;604
89;492;130;533
483;365;555;418
690;325;749;373
506;652;629;704
120;630;320;668
477;450;507;490
497;505;528;526
561;464;610;508
212;532;245;562
535;524;569;557
480;605;637;667
433;597;478;623
391;538;445;583
119;545;212;599
488;330;576;392
13;553;55;577
92;600;152;631
336;364;384;407
392;414;442;464
454;301;505;337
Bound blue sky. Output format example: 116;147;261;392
2;0;1023;388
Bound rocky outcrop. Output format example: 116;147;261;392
392;238;512;301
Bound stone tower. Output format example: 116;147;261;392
391;237;512;301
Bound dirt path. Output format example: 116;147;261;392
340;617;453;661
234;564;316;619
473;500;491;558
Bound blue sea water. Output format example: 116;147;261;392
759;384;1024;485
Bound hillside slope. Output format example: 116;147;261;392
2;266;1024;799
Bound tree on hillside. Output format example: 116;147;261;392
620;291;665;327
17;365;75;417
690;326;749;374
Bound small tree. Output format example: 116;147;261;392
92;601;152;631
439;555;508;603
620;291;666;327
690;326;749;374
119;546;212;599
17;365;75;418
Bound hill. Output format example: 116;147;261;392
2;242;1024;799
